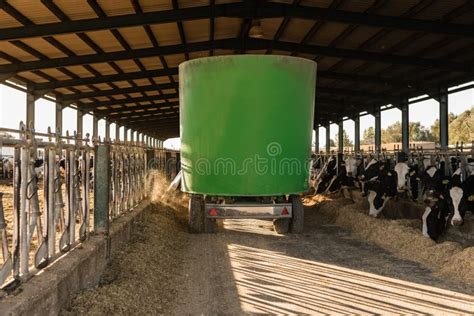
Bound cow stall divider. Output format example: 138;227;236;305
0;123;156;293
311;142;474;200
314;141;474;175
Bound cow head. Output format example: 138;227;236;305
394;162;410;192
468;158;474;175
344;156;358;178
449;168;464;226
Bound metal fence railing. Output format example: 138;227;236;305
0;123;179;292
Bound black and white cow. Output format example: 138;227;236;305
421;164;451;240
359;158;380;197
2;158;13;179
310;155;337;194
365;161;397;217
449;158;474;226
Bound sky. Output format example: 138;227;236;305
1;81;473;150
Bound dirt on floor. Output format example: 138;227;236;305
63;185;474;315
306;194;474;287
63;174;190;315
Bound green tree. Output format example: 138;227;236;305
329;139;336;147
362;127;375;145
430;109;473;145
380;121;435;143
448;108;473;144
430;112;457;141
334;130;353;147
409;121;435;142
382;121;402;143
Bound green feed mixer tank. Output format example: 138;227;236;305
179;55;317;234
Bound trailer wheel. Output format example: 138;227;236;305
204;217;217;233
290;195;304;233
189;195;204;233
273;218;290;234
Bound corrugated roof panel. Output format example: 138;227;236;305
272;50;291;56
151;76;172;84
17;71;48;83
279;18;318;43
89;62;118;75
63;65;95;78
112;81;132;88
41;68;72;81
214;18;240;40
261;17;284;40
97;0;136;16
139;57;164;70
188;51;210;59
307;22;349;47
298;0;334;8
1;42;38;62
129;92;144;98
0;10;24;28
183;20;209;43
19;38;68;58
84;30;124;52
164;54;186;68
150;23;182;45
215;0;241;4
339;1;379;13
144;91;160;96
139;0;173;12
8;1;60;25
413;0;466;21
54;0;98;21
179;0;209;8
114;60;141;73
132;78;153;86
53;34;96;56
94;83;116;90
332;25;383;50
118;26;153;49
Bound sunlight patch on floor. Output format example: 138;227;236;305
227;243;474;315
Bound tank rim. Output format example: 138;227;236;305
178;54;317;69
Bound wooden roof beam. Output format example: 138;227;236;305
1;2;473;40
1;38;470;74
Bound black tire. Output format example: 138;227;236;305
204;217;217;233
189;195;204;233
273;218;290;234
290;195;304;233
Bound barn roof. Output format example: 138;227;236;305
0;0;473;139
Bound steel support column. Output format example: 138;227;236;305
115;125;120;142
401;99;409;153
105;120;110;142
338;121;344;152
325;124;331;153
26;84;35;129
314;128;319;153
439;86;449;151
92;116;99;141
124;128;128;143
55;98;63;135
94;144;110;233
76;109;83;144
374;110;381;152
354;116;360;152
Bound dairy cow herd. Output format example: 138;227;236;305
310;153;474;240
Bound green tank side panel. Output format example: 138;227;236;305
179;55;317;196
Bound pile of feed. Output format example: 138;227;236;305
63;173;189;315
304;194;474;287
